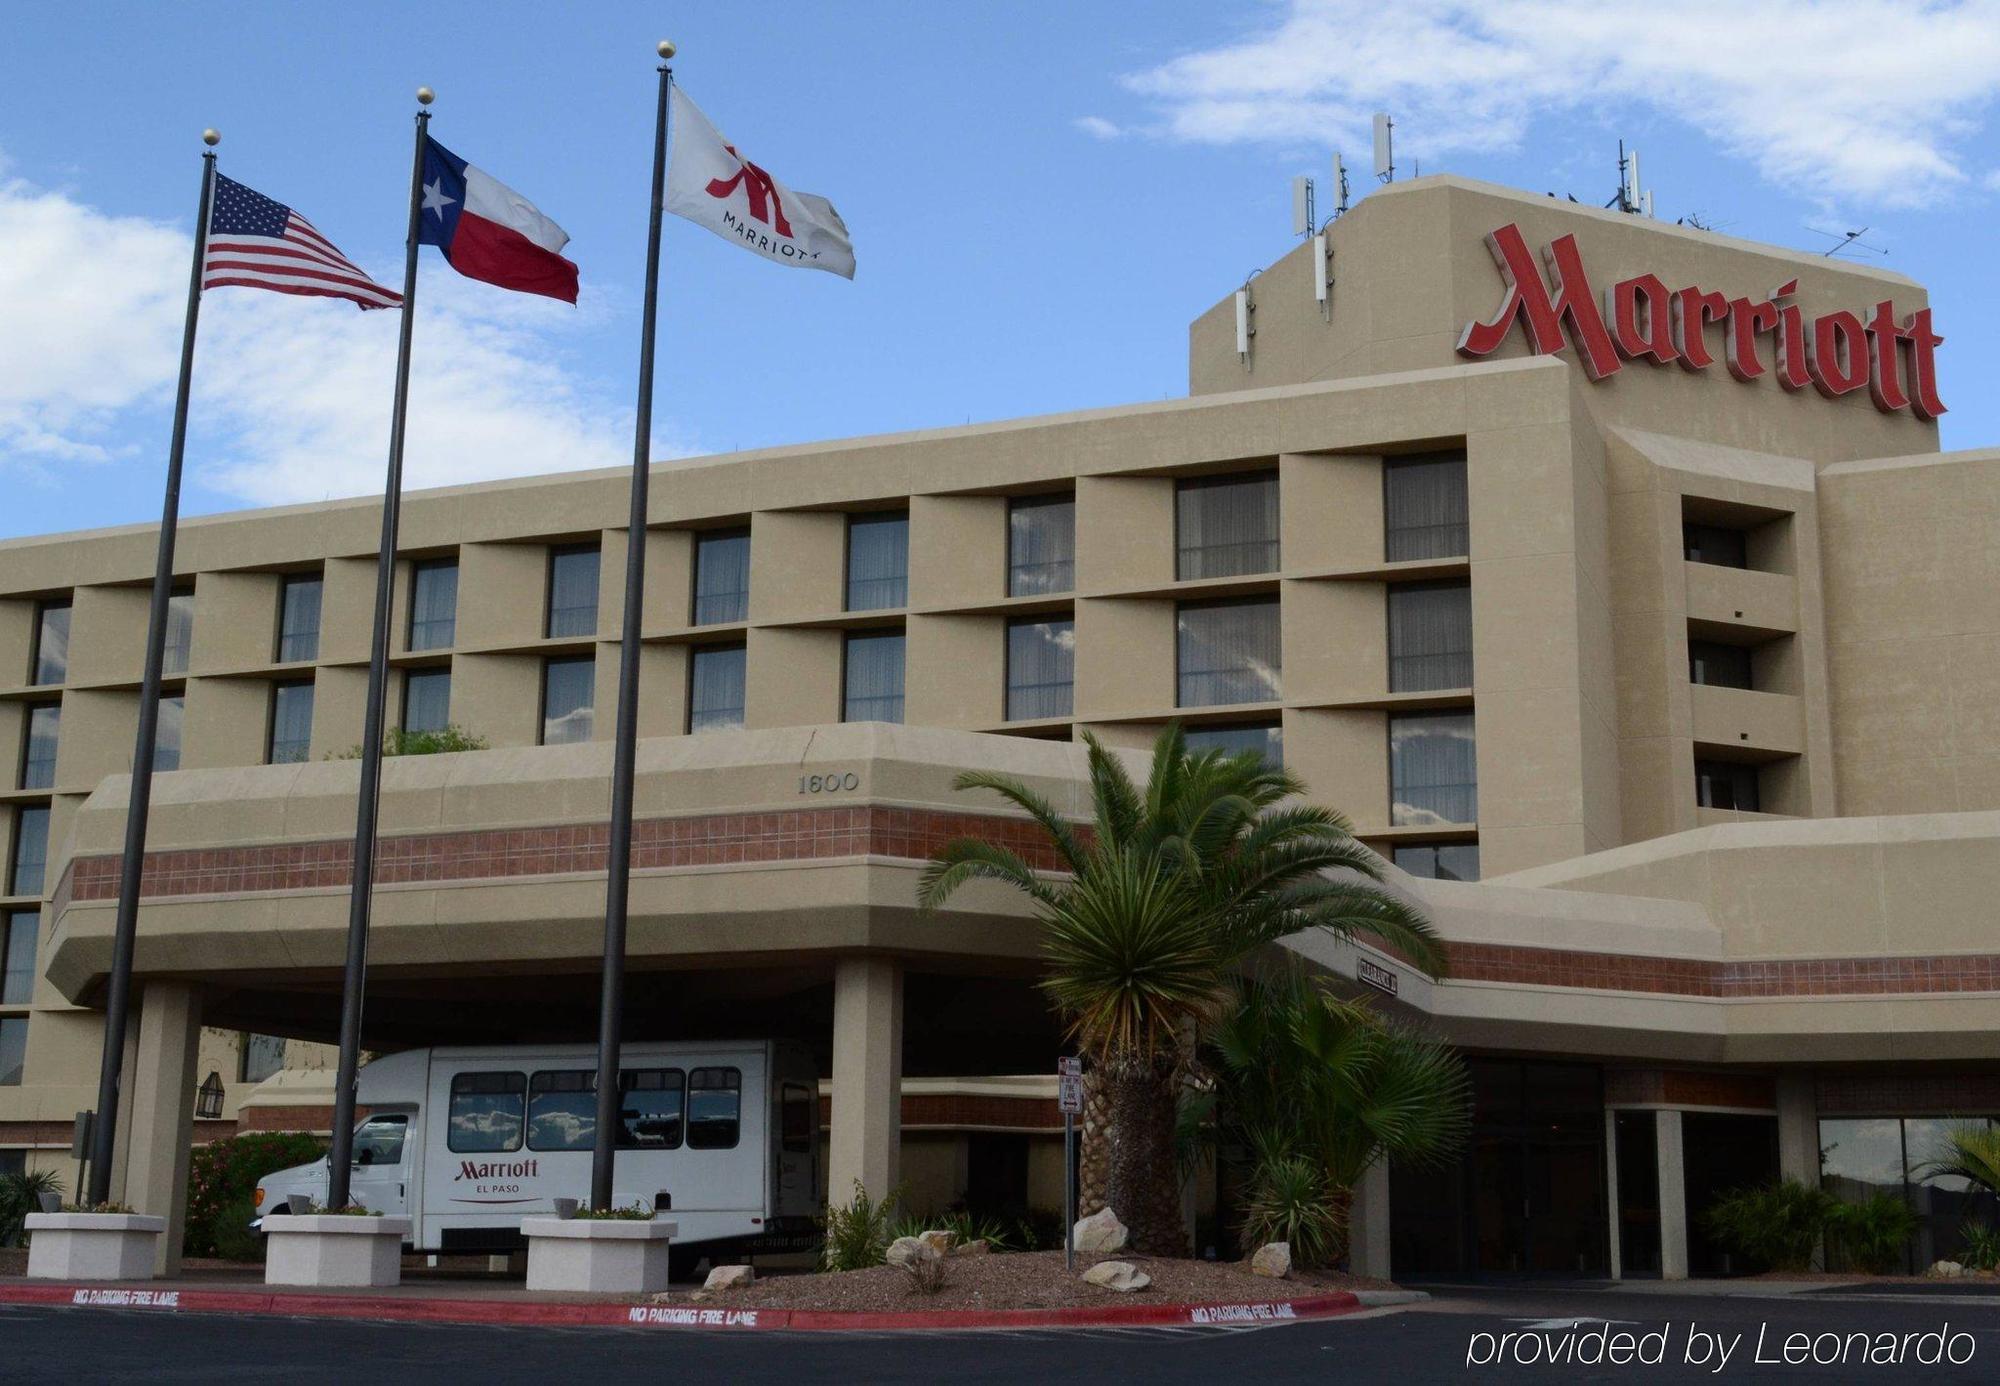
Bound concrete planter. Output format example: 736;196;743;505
24;1213;168;1281
523;1217;679;1294
263;1214;412;1288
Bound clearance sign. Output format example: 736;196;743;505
1455;223;1945;420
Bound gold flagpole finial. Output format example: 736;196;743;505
416;86;436;106
202;129;220;147
658;39;676;59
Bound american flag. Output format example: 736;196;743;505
203;174;401;310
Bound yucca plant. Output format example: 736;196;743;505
0;1168;64;1247
921;726;1445;1256
1240;1154;1345;1269
820;1181;901;1271
1956;1220;2000;1272
1914;1124;2000;1205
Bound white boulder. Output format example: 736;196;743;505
917;1229;956;1256
1928;1259;1967;1278
1082;1259;1151;1292
886;1235;941;1269
704;1263;755;1290
1250;1241;1292;1279
1073;1208;1129;1254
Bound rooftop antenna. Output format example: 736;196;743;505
1331;151;1350;217
1291;174;1315;241
1372;112;1394;183
1806;226;1889;258
1607;140;1644;213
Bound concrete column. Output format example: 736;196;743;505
1604;1110;1624;1281
1775;1075;1818;1184
1657;1109;1689;1281
1347;1156;1393;1280
123;982;202;1276
828;957;902;1206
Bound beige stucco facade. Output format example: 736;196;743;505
1;176;1995;1276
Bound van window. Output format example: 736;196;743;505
448;1071;526;1153
688;1067;741;1150
619;1069;685;1149
528;1071;596;1152
781;1083;814;1155
353;1114;407;1166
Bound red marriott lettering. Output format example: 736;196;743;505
1455;222;1945;421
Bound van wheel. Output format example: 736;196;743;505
668;1247;704;1283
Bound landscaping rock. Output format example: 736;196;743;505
1082;1260;1150;1293
1250;1242;1291;1279
1073;1208;1129;1254
917;1229;956;1256
704;1264;755;1290
886;1236;940;1269
951;1239;990;1257
1929;1260;1967;1279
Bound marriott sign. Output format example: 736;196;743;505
1456;222;1945;420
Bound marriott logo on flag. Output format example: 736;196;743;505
664;85;855;279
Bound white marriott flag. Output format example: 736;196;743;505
665;86;855;280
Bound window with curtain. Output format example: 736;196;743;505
1388;581;1473;692
20;705;58;791
1384;453;1470;561
9;807;49;897
1008;495;1075;596
154;694;184;773
1694;758;1760;812
402;668;451;735
1390;712;1477;826
1176;471;1279;579
408;558;459;651
240;1033;287;1084
31;601;70;686
267;681;314;764
546;545;601;639
1184;721;1283;767
1393;842;1481;882
162;587;195;675
1176;599;1281;707
541;656;595;745
0;1018;24;1086
1688;639;1754;688
693;528;751;625
277;574;324;663
1005;618;1074;720
2;910;36;1005
688;644;747;733
843;631;906;723
845;512;909;611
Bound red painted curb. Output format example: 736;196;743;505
0;1281;1363;1333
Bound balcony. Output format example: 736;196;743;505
1690;683;1803;758
1684;562;1795;641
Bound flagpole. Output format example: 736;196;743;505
85;131;221;1206
589;40;675;1213
326;87;433;1210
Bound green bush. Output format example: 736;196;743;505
1957;1221;2000;1272
209;1197;265;1262
1825;1194;1919;1274
820;1181;900;1271
0;1169;64;1247
329;725;490;759
1701;1180;1835;1273
185;1132;325;1258
1240;1154;1346;1269
571;1203;655;1221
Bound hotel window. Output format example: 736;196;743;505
163;586;195;676
1005;618;1074;721
1687;639;1754;689
9;807;49;898
541;656;595;745
1176;598;1281;707
1176;471;1279;580
402;668;451;736
1393;842;1481;883
20;705;59;791
1387;581;1473;692
30;601;70;686
1008;495;1075;596
688;644;747;733
692;528;751;625
2;910;36;1005
843;631;906;723
546;544;600;639
1185;720;1283;768
1390;713;1477;826
154;694;184;773
0;1018;24;1086
845;512;909;612
1695;759;1760;812
408;558;459;652
1682;522;1748;569
277;573;324;663
240;1033;286;1085
1384;453;1470;561
267;681;314;765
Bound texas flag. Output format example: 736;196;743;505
418;138;579;303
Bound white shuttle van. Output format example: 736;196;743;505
252;1041;821;1274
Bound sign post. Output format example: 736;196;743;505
1058;1057;1083;1271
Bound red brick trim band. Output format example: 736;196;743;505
1443;941;2000;999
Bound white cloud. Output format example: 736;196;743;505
0;168;652;510
1074;115;1125;141
1119;0;2000;208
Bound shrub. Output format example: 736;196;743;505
1957;1221;2000;1272
897;1247;947;1294
820;1181;900;1271
1700;1180;1834;1273
571;1203;655;1221
0;1169;64;1247
209;1197;265;1262
1825;1194;1919;1274
330;725;490;759
1239;1154;1345;1269
185;1132;325;1257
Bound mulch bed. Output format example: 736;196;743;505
695;1249;1390;1314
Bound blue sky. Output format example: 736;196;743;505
4;1;1999;539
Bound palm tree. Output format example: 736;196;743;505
919;726;1446;1256
1916;1123;2000;1219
